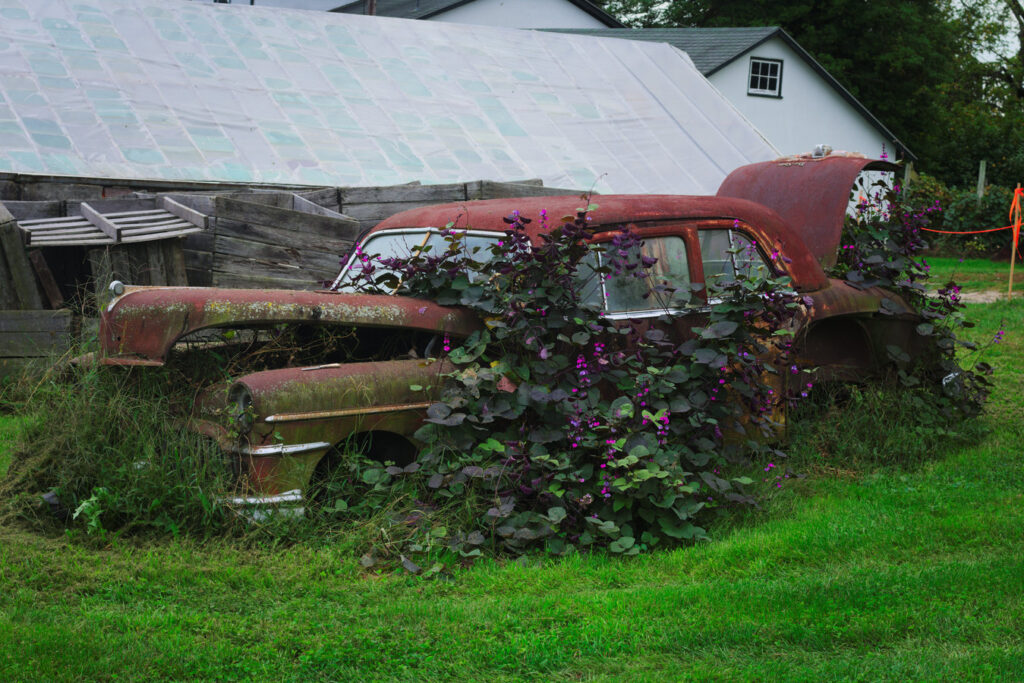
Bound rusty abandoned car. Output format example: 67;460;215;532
98;155;917;513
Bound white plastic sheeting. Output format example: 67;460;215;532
0;0;778;193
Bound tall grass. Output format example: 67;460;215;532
0;365;232;538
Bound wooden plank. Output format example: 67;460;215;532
214;234;343;274
0;181;19;202
80;202;122;242
30;235;113;247
0;242;19;309
224;191;292;208
0;200;62;220
118;220;194;234
214;196;360;240
28;250;64;308
0;309;72;333
164;240;188;286
291;193;352;220
67;198;156;215
468;180;579;200
340;182;465;205
183;249;213;273
0;220;44;310
212;269;314;291
212;253;334;286
214;217;354;255
21;182;103;202
296;187;340;210
162;196;208;228
19;216;92;228
120;227;201;243
182;230;215;253
104;209;166;219
0;330;72;357
162;194;216;215
145;242;168;286
24;225;95;236
340;200;452;223
108;247;135;285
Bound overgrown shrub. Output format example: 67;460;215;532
839;175;991;419
346;205;803;557
905;171;1016;257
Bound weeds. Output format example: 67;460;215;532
0;365;233;539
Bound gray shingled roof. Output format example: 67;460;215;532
333;0;624;27
547;27;777;75
546;26;914;160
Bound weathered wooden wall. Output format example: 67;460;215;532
0;309;72;378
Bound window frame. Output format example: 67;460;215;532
747;57;783;99
589;224;703;321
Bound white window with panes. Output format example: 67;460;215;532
747;57;783;97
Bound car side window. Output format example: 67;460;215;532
699;229;769;293
604;235;690;313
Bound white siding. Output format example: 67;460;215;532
433;0;609;28
709;38;890;159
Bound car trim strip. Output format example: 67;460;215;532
263;401;434;424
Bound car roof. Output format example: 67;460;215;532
368;194;828;290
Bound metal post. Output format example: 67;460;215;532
1010;182;1021;299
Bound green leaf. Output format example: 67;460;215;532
609;536;635;553
547;506;567;524
610;396;634;420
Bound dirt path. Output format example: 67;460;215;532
957;290;1024;303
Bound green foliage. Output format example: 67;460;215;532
835;176;993;418
350;205;803;557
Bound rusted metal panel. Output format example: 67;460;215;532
100;287;478;364
716;155;898;268
806;278;915;321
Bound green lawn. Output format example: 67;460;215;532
0;300;1022;681
927;256;1024;293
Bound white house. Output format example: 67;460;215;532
188;0;624;28
552;27;914;161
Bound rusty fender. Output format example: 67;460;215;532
196;359;454;495
805;278;916;321
236;358;454;442
100;286;478;365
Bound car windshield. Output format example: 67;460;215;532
332;229;498;291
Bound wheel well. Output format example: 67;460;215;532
800;318;875;371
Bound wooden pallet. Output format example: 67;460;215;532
18;196;205;247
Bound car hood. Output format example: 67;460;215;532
717;155;898;268
100;286;478;365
